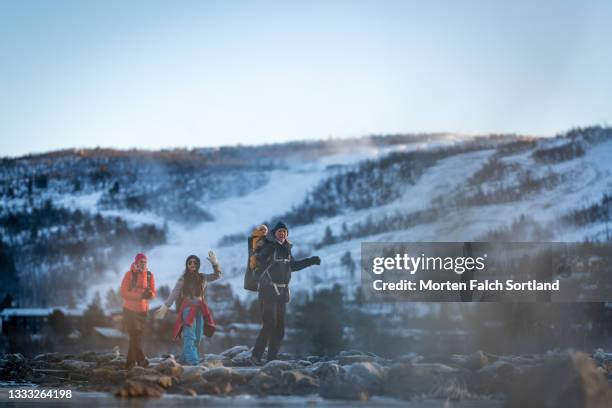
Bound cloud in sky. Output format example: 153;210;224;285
1;0;611;157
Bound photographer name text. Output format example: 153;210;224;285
372;279;560;292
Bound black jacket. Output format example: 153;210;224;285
255;233;314;285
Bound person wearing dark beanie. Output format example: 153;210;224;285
251;221;321;364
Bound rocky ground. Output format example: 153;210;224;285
1;347;611;407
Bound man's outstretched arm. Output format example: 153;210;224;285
290;256;320;272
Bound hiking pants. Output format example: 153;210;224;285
181;302;204;365
123;308;147;365
253;285;288;361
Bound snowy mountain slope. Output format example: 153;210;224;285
88;145;444;300
1;127;611;307
219;148;497;298
208;129;612;300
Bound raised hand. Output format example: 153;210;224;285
207;250;218;266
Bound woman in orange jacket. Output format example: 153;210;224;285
120;253;156;369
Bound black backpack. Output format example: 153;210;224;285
244;236;259;291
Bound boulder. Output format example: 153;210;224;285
76;351;98;362
305;356;322;363
397;352;424;364
592;348;612;379
345;362;385;394
189;379;222;395
220;345;250;359
95;351;120;366
203;354;229;368
261;360;295;377
128;366;159;378
127;366;175;389
203;353;227;362
0;353;31;380
336;350;371;358
505;352;612;408
154;358;184;378
450;351;490;371
1;353;27;365
385;362;460;399
470;360;518;394
320;376;369;401
115;379;165;398
336;350;386;366
104;357;127;370
312;362;344;382
232;367;260;382
148;356;169;364
33;353;64;364
203;367;233;383
230;370;249;386
203;360;225;369
218;381;233;395
438;378;476;401
249;371;280;394
132;374;174;389
92;368;126;384
181;366;207;384
339;355;377;365
282;370;319;394
231;350;254;366
59;359;96;373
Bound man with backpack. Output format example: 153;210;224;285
120;253;156;369
248;222;321;363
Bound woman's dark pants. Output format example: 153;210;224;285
123;308;147;366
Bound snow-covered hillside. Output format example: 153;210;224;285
1;127;611;307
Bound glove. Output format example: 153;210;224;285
309;256;321;266
154;304;168;320
141;288;153;299
207;250;218;266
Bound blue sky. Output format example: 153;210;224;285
1;0;611;157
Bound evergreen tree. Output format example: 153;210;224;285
231;298;249;322
353;286;366;306
321;226;335;247
48;309;69;338
340;250;356;278
105;288;123;310
292;285;346;356
0;240;18;295
83;293;108;335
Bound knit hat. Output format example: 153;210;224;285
134;253;147;263
272;221;288;235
